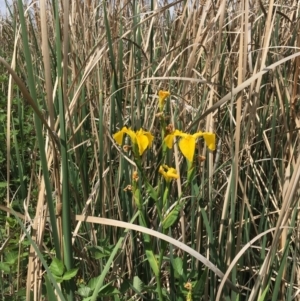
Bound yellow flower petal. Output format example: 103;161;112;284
202;132;216;151
159;165;178;182
122;127;137;144
192;131;216;150
173;129;185;137
163;128;216;161
166;167;179;179
179;135;196;162
164;134;175;148
192;131;204;139
158;90;170;110
113;127;126;145
143;130;154;146
113;127;153;155
136;133;150;155
135;129;154;155
164;129;184;148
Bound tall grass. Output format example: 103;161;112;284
1;0;300;300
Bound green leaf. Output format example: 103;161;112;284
198;268;207;294
146;182;158;201
163;184;169;207
172;257;183;278
20;251;29;258
134;188;142;209
49;258;65;277
93;252;110;259
88;245;115;260
78;286;93;297
16;288;27;297
5;217;18;228
192;268;207;299
187;164;195;184
62;268;78;280
98;283;120;296
88;275;101;290
162;202;183;230
0;262;11;273
133;276;144;293
145;249;159;277
258;284;270;301
51;274;64;283
5;251;18;265
44;275;57;301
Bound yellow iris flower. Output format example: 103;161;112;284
113;127;154;156
164;129;216;162
159;165;179;182
158;90;170;111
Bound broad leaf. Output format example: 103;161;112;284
62;268;78;280
0;262;10;273
172;257;183;278
49;258;65;277
78;286;93;297
133;276;144;293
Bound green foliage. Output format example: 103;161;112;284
77;277;120;300
49;258;78;283
87;245;116;260
162;202;184;230
0;73;36;202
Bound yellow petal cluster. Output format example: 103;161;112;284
164;129;216;162
159;165;179;182
113;127;154;156
158;90;170;111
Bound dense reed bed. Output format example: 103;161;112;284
1;0;300;300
